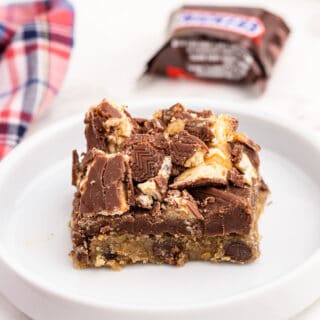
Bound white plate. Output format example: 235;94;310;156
0;99;320;320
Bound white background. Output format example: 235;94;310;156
1;0;320;318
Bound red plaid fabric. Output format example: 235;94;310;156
0;0;74;158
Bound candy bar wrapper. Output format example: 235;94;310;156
146;5;290;90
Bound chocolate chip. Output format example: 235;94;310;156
224;240;252;262
103;250;118;260
152;239;184;265
71;230;84;246
71;245;89;266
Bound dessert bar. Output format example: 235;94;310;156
70;100;269;269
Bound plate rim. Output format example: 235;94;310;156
0;97;320;315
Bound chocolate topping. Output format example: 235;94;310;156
144;118;166;133
171;163;185;177
133;118;166;133
163;189;203;220
71;101;267;248
154;175;169;198
72;150;80;186
170;130;208;166
125;160;135;206
185;119;214;142
230;142;244;164
123;133;169;154
85;121;108;152
160;103;192;125
99;101;122;118
259;178;269;192
84;100;133;153
187;109;214;118
129;142;165;182
81;149;95;167
191;186;250;210
227;168;245;188
80;152;129;215
191;186;254;235
231;142;260;169
233;133;261;152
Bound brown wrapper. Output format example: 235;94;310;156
146;5;290;90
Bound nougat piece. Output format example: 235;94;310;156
170;130;208;167
84;100;134;153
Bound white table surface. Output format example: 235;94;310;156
1;0;320;318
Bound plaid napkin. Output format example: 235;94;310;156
0;0;74;159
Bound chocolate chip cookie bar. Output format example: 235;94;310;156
70;100;269;269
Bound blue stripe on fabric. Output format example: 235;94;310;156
22;37;39;114
0;123;27;137
19;28;72;46
0;25;5;39
63;0;74;11
0;24;14;41
0;78;58;100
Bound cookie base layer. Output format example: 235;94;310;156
71;189;268;270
